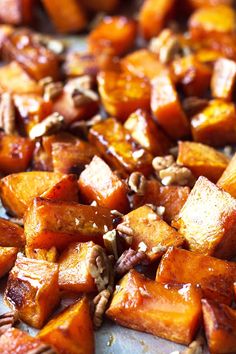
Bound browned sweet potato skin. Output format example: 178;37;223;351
0;247;18;278
202;299;236;354
24;198;114;250
217;152;236;198
0;218;25;247
156;247;236;305
5;256;60;328
107;270;202;345
211;58;236;101
173;176;236;259
38;297;94;354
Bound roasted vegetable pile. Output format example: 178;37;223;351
1;0;236;353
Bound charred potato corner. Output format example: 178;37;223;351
0;0;236;353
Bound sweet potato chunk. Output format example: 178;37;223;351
173;176;236;259
98;71;151;121
0;328;53;354
202;299;236;354
185;0;233;10
191;99;236;146
24;198;114;250
42;174;79;202
0;218;25;248
0;61;42;95
107;270;202;345
201;33;236;61
82;0;119;12
25;246;57;262
211;58;236;101
42;0;87;33
189;5;236;40
0;0;34;25
177;141;229;182
0;134;34;175
78;156;129;213
218;152;236;198
38;297;94;354
118;205;184;262
5;256;60;328
0;247;18;278
156;247;236;305
89;118;153;176
124;109;172;156
88;16;137;56
58;241;96;293
0;171;65;217
151;72;190;140
121;49;165;81
139;0;175;39
3;30;60;80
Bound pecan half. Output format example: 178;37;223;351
115;248;149;276
93;289;111;329
127;172;147;196
0;93;16;135
29;112;64;139
27;343;57;354
182;97;208;117
0;311;18;335
182;336;204;354
43;81;63;101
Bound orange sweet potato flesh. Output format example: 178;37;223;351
25;246;57;262
98;71;151;121
0;247;18;278
124;109;172;156
41;174;79;202
3;30;60;81
139;0;175;39
78;156;129;213
0;171;66;217
191;99;236;146
38;297;94;354
151;72;190;140
42;0;87;33
89;118;153;176
0;0;34;25
0;218;25;248
5;256;60;328
202;299;236;354
173;176;236;259
185;0;233;10
217;152;236;198
0;328;52;354
0;61;42;95
88;16;137;56
0;134;35;175
211;58;236;101
107;269;202;345
24;198;114;250
118;205;184;262
156;247;236;305
177;141;229;182
58;241;96;293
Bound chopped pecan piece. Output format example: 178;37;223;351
93;289;111;329
27;343;57;354
116;222;134;246
0;92;16;135
103;230;118;260
182;336;204;354
72;88;99;108
149;29;181;64
127;172;147;196
152;155;175;172
66;76;94;93
43;81;63;101
159;163;195;187
29;112;64;139
0;311;18;335
115;248;149;276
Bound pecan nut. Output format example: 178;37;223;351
0;311;18;335
93;289;111;329
127;172;147;196
182;336;204;354
149;29;181;64
159;163;195;187
103;230;118;260
152;155;175;172
43;81;63;101
115;248;149;276
72;88;99;108
29;112;64;139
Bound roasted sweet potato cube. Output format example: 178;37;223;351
177;141;229;182
5;256;60;328
3;30;60;80
98;71;151;121
171;55;211;97
42;174;79;202
0;61;42;95
195;48;223;64
124;109;172;156
151;72;190;140
0;134;35;175
82;0;119;12
88;16;137;56
78;156;129;213
58;241;96;293
107;270;202;345
0;0;34;25
185;0;233;10
118;205;184;262
191;99;236;146
0;171;65;217
24;198;114;250
202;299;236;354
139;0;175;39
173;176;236;259
0;218;25;248
38;297;94;354
42;0;87;33
189;5;236;40
156;247;236;305
0;328;54;354
121;49;165;81
0;247;18;278
217;152;236;198
211;58;236;101
201;33;236;61
25;246;57;262
89;118;153;176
